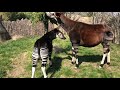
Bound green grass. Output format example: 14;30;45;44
0;36;120;78
0;36;39;78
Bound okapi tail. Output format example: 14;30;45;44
104;31;114;41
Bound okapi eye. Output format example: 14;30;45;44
59;32;64;38
51;13;55;15
58;33;61;36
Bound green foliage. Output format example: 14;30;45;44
22;12;45;23
0;12;11;21
0;12;45;23
8;12;27;21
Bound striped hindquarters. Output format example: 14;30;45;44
32;47;40;67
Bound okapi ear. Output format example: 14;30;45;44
55;12;61;17
61;12;66;14
55;12;65;17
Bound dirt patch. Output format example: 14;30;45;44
81;62;99;68
6;52;29;78
62;60;71;67
12;35;23;40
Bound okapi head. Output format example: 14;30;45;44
49;27;66;40
45;12;65;20
45;12;56;18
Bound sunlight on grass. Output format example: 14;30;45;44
0;36;39;78
1;36;120;78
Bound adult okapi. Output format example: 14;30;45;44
46;12;114;68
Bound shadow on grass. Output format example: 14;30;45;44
66;54;102;62
40;45;103;78
78;55;102;62
81;55;101;65
40;55;102;78
53;45;102;62
48;56;63;78
66;53;102;67
40;56;63;78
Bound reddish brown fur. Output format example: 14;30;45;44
46;12;114;67
55;12;114;47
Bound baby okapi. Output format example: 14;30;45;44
31;28;66;78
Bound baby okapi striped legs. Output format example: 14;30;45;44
31;47;52;78
41;51;53;78
31;47;39;78
99;40;111;68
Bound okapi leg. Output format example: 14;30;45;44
41;59;47;78
31;48;39;78
32;64;36;78
99;51;107;68
71;47;76;64
48;52;52;67
100;41;110;68
107;51;110;65
31;67;36;78
40;48;49;78
75;57;79;68
106;44;110;65
72;46;79;68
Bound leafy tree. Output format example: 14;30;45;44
0;12;45;23
0;12;11;21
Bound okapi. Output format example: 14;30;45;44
31;27;66;78
46;12;114;68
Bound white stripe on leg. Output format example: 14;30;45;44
76;58;78;65
75;58;79;68
107;52;110;64
72;56;76;63
72;47;76;63
31;67;36;78
101;54;107;65
41;67;47;78
99;53;107;68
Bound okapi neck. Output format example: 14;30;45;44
58;15;75;34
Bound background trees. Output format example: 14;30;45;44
66;12;120;44
0;12;44;23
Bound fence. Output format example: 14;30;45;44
1;19;54;40
1;16;93;41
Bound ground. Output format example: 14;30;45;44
0;36;120;78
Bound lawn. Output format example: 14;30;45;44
0;36;120;78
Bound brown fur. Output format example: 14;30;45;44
51;12;114;67
55;12;114;47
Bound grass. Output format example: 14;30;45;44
0;36;39;78
0;35;120;78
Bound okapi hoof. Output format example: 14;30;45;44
107;62;110;65
44;76;48;78
75;64;79;69
71;61;75;64
50;65;53;67
99;64;104;69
